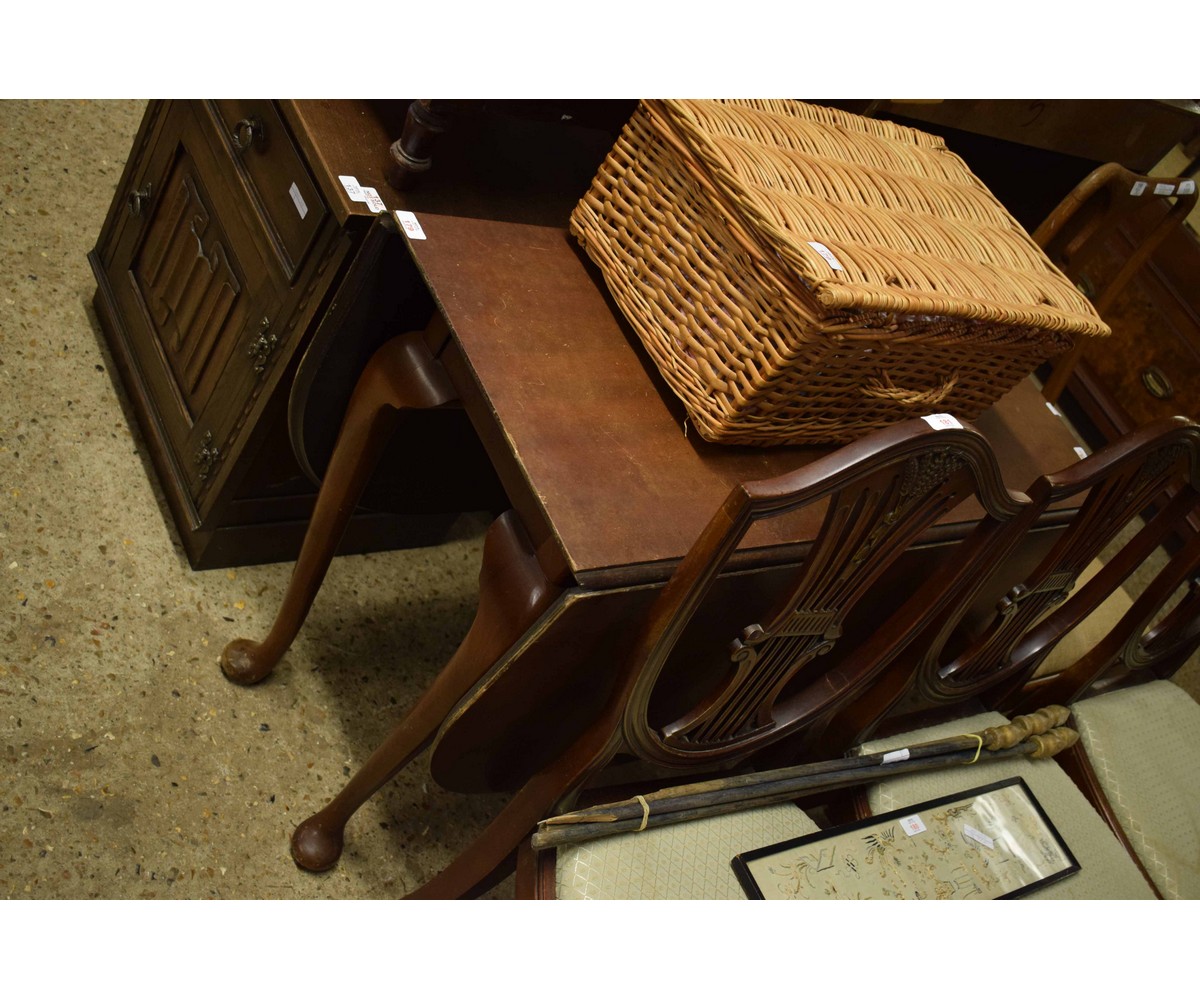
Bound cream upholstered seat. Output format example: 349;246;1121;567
554;802;819;900
1030;559;1134;680
857;711;1156;899
1069;680;1200;899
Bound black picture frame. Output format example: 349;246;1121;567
732;776;1080;900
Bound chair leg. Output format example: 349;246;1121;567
220;333;457;685
291;510;563;871
403;740;611;900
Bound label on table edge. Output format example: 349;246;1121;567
395;211;427;240
338;174;367;202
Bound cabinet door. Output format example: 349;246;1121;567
104;101;286;523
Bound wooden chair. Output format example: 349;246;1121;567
837;416;1200;900
292;416;1034;897
518;421;1200;900
1037;162;1197;404
1000;420;1200;899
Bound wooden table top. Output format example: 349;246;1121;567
405;211;1085;590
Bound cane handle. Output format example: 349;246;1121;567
980;705;1070;750
1028;726;1079;759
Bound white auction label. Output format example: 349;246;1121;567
899;814;927;837
338;174;366;201
963;824;995;850
806;241;844;270
1130;181;1148;196
289;182;308;220
1154;183;1177;196
882;748;911;764
361;186;386;213
1074;445;1088;460
922;413;963;430
395;210;427;240
1179;179;1197;196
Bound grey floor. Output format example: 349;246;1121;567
1;99;506;899
2;99;1197;901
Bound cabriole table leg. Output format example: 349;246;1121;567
290;510;562;871
220;332;458;685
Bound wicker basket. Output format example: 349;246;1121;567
570;99;1109;445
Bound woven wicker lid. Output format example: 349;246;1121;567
646;99;1109;339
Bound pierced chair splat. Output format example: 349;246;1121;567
829;417;1200;747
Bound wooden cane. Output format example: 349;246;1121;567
532;710;1076;851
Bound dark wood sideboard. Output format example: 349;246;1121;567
89;100;508;568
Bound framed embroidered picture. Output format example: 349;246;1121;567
732;777;1079;899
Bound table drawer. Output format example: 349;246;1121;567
211;99;327;280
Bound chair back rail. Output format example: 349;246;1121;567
824;416;1200;749
618;418;1028;770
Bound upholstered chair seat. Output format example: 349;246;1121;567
554;802;819;900
1069;680;1200;899
857;711;1156;899
1030;558;1134;679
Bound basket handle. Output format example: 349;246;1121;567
859;370;959;407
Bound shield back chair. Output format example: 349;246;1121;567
822;416;1200;748
821;416;1200;900
1036;162;1198;405
292;416;1034;898
999;421;1200;899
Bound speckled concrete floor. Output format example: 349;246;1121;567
2;99;1198;902
1;99;507;899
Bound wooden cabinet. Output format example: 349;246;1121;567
90;99;497;568
1066;217;1200;442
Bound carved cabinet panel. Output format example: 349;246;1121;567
99;101;286;520
90;100;420;568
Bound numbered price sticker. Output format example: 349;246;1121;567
922;413;963;430
338;174;366;201
395;211;427;241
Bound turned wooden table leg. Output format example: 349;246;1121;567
291;510;563;871
220;332;458;685
386;99;456;191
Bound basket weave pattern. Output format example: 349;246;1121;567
570;99;1108;445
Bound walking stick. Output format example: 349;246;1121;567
532;706;1077;851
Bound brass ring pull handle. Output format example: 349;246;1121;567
230;117;265;152
127;182;152;217
1140;365;1175;400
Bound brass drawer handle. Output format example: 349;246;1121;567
247;317;277;374
231;117;265;153
127;181;152;217
1140;365;1175;400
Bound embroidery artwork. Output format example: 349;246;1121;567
733;779;1078;899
